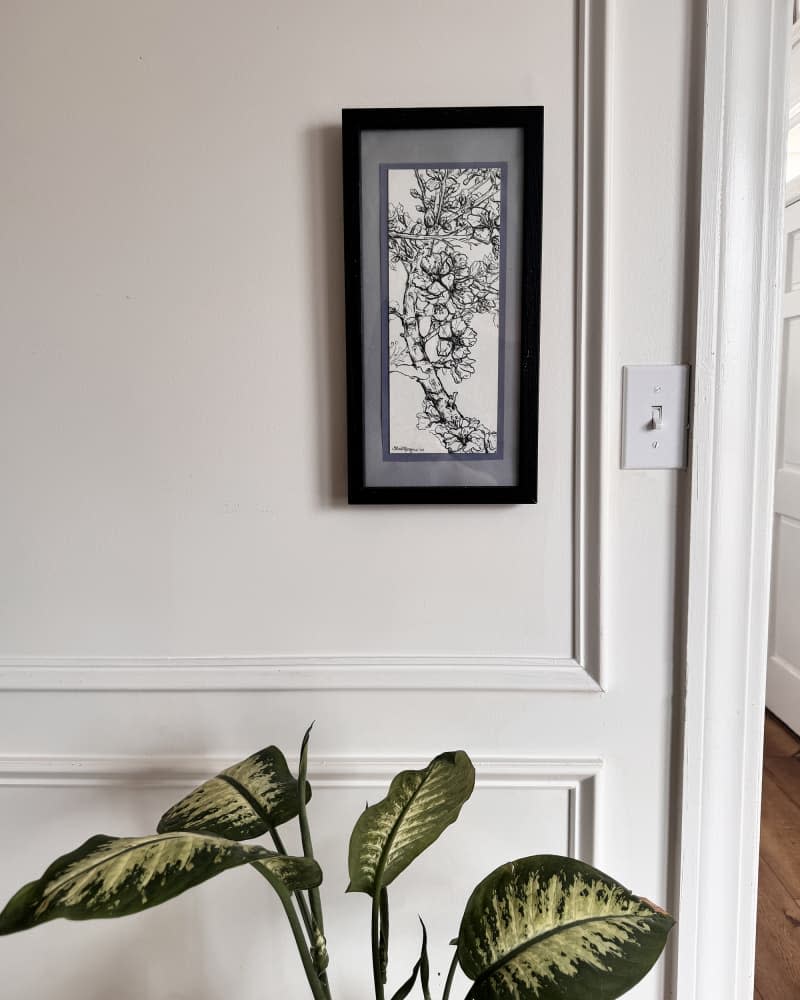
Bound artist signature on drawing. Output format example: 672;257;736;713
392;446;425;453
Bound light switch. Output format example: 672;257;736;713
621;365;690;469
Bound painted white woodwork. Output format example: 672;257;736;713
0;0;603;691
676;1;791;998
0;0;607;696
0;655;601;692
0;1;714;998
786;22;800;202
766;200;800;734
0;753;599;1000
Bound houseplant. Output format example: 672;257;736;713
0;727;674;999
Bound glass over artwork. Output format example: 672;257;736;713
382;163;506;459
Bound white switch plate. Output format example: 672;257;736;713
621;364;690;469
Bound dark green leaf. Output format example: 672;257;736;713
252;854;323;893
347;751;474;896
389;961;419;1000
419;918;431;1000
157;745;309;840
457;855;675;1000
0;832;301;934
389;919;430;1000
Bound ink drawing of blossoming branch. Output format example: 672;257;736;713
386;165;503;456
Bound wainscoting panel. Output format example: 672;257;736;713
0;754;600;999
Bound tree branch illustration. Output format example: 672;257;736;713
387;167;501;454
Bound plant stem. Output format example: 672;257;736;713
371;890;385;1000
268;824;316;939
296;726;332;1000
378;887;389;985
267;826;332;1000
298;730;326;940
222;765;331;1000
442;950;459;1000
276;890;329;1000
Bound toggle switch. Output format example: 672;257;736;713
621;365;690;469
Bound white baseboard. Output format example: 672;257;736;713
766;654;800;736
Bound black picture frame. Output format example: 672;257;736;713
342;106;542;504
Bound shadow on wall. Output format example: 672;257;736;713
304;124;348;508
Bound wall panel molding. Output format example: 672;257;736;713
0;754;602;861
0;0;608;696
0;655;600;692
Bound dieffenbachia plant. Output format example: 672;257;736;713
0;728;674;1000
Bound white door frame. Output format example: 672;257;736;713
765;198;800;733
676;1;791;997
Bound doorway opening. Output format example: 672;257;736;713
755;10;800;997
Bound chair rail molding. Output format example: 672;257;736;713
0;754;603;862
676;0;790;997
0;654;601;692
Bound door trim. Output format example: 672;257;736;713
765;200;800;732
676;1;791;997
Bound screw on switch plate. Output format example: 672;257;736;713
621;365;690;469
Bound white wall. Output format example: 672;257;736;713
0;2;699;998
0;0;576;659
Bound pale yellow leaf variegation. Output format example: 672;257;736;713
252;854;323;894
347;751;475;897
158;745;308;840
457;855;674;1000
0;832;320;935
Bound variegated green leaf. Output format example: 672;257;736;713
251;856;323;904
252;854;323;893
347;751;475;896
457;855;675;1000
157;745;309;840
0;832;317;934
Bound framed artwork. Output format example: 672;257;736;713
342;106;543;504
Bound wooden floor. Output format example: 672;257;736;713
756;713;800;998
